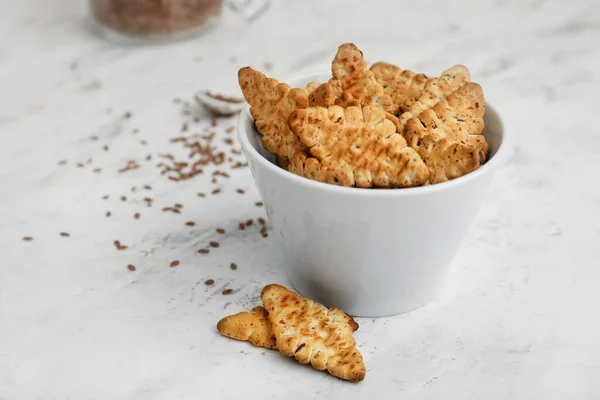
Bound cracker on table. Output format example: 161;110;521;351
288;105;429;188
404;82;488;183
261;284;365;382
217;306;277;349
238;67;309;165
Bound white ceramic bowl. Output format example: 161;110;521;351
238;73;506;317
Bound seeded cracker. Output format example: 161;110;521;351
288;105;429;188
217;306;277;349
370;61;429;115
238;67;309;167
398;64;472;129
261;284;365;382
309;43;393;113
404;82;488;183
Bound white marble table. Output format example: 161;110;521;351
1;0;599;398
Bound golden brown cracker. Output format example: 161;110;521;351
260;284;365;382
217;306;277;349
370;62;429;115
404;82;488;183
288;105;429;188
238;67;309;164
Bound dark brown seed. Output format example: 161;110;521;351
212;189;221;195
236;189;245;194
60;232;70;237
140;140;147;145
102;195;109;200
93;168;101;173
103;145;109;151
58;160;67;165
262;233;269;238
124;112;132;119
134;213;140;220
186;221;195;227
76;162;85;168
260;226;267;234
90;136;98;141
197;192;206;197
246;219;253;226
222;289;233;295
127;264;136;271
145;154;152;161
144;185;152;190
106;211;111;217
209;241;220;248
205;279;214;285
174;203;183;209
230;263;237;270
144;197;152;202
120;196;127;202
255;202;263;207
216;228;225;234
198;249;209;254
170;260;180;268
238;222;245;230
224;138;234;145
258;218;266;225
22;236;33;241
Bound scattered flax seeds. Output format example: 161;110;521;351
230;263;237;270
222;289;233;295
238;222;246;230
231;162;247;169
255;201;263;207
224;138;234;145
216;228;225;234
134;213;140;220
90;136;98;141
170;260;180;268
127;264;136;271
246;219;254;226
162;207;180;214
22;236;33;241
198;249;209;254
103;145;109;151
93;168;102;173
258;218;266;225
197;192;206;197
114;240;128;250
76;162;85;168
140;140;147;145
145;154;152;161
260;226;268;234
262;233;269;238
174;203;183;209
181;123;189;132
143;185;152;190
212;189;221;195
60;232;70;237
211;178;217;184
58;160;67;165
103;195;109;200
204;279;214;285
106;211;112;217
124;112;132;119
119;160;140;173
209;241;220;248
144;197;153;204
120;196;127;202
86;158;93;164
185;221;195;227
236;189;245;194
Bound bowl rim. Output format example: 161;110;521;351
237;74;507;198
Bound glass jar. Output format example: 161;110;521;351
90;0;223;42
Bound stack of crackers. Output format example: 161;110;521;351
238;43;488;188
217;284;366;382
